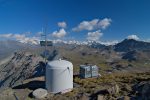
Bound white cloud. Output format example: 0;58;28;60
52;28;67;38
72;18;112;31
127;34;139;40
58;21;67;28
98;18;112;29
13;34;39;44
72;19;99;31
25;31;31;35
0;33;39;45
0;33;13;38
145;39;150;42
87;30;103;41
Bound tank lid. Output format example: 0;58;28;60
47;59;73;68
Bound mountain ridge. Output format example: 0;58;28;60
114;39;150;52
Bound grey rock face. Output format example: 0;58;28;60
0;52;44;90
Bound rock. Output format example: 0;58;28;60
32;88;48;99
117;96;130;100
123;96;130;100
80;94;89;100
139;82;150;100
141;82;150;98
0;88;16;100
97;95;104;100
107;84;119;95
0;51;45;90
124;84;132;92
78;93;89;100
133;81;150;100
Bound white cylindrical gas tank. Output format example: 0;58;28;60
46;59;73;93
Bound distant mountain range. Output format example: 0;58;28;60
70;39;150;52
0;39;150;60
0;38;149;64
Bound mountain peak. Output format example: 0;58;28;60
114;39;150;52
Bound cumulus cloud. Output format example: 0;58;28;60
72;18;112;31
87;30;103;41
0;33;39;45
98;18;112;29
127;34;139;40
72;19;99;31
58;21;67;28
13;34;39;44
52;28;67;38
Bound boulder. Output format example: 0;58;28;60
139;82;150;100
80;95;89;100
133;81;150;100
107;84;119;95
123;96;130;100
97;95;104;100
117;96;130;100
78;93;89;100
32;88;48;99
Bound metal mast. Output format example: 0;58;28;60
44;24;47;64
41;22;48;64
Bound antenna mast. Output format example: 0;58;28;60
45;24;47;64
40;20;52;64
41;22;48;64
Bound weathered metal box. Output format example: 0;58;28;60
40;41;53;46
79;65;99;78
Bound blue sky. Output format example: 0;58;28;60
0;0;150;43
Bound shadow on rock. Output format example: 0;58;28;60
31;61;46;78
12;80;45;90
90;89;108;100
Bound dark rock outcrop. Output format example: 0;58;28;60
114;39;150;52
122;50;137;61
133;81;150;100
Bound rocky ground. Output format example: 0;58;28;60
0;72;150;100
0;40;150;100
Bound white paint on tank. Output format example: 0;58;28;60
46;59;73;93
